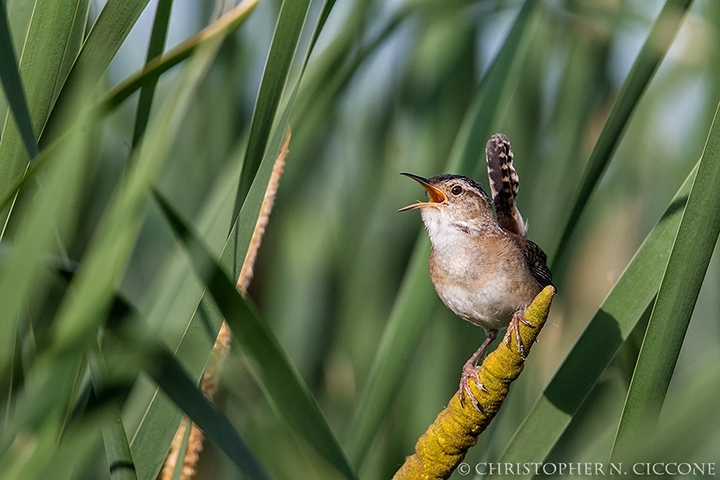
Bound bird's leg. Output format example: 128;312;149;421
505;309;534;359
460;329;498;411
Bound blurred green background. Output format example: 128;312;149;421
2;0;720;478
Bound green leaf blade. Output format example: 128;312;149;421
154;190;357;480
138;341;271;480
0;110;93;374
0;4;39;159
234;0;311;219
39;0;152;145
124;2;319;475
0;0;85;229
490;162;698;478
550;0;695;269
612;100;720;458
131;0;174;148
51;37;223;357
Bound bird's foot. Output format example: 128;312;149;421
459;359;485;412
505;310;534;359
458;330;497;411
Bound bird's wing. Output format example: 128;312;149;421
520;237;553;288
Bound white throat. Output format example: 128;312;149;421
420;207;480;251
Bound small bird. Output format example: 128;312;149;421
398;133;552;409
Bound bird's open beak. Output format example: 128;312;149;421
398;173;447;212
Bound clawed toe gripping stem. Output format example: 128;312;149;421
458;329;498;410
505;309;534;359
461;309;537;409
392;286;556;480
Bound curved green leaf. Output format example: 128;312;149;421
0;0;259;216
0;3;38;159
39;0;151;145
0;109;93;375
0;0;84;233
1;39;222;476
154;189;357;480
550;0;694;269
51;36;223;358
490;161;698;478
126;2;334;477
98;0;258;116
233;0;312;219
131;0;174;148
117;328;271;480
611;100;720;458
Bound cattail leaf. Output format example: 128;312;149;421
233;0;312;219
0;0;86;231
0;4;38;160
490;161;698;478
612;100;720;458
131;0;174;147
550;0;694;269
39;0;151;145
154;189;357;480
126;2;334;477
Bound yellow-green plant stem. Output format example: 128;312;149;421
392;286;555;480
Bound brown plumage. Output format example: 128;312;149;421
398;133;552;410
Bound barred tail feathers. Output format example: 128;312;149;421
485;133;526;237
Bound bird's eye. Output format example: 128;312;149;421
451;185;463;195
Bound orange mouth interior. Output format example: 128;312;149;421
398;173;447;212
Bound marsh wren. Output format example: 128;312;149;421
399;133;552;409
